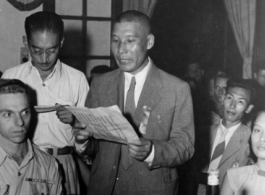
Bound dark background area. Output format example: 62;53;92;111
149;0;242;79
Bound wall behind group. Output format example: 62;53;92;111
0;1;42;73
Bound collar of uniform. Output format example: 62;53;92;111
24;60;62;79
124;57;152;87
0;140;37;166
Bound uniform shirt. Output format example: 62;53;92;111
0;140;62;195
2;60;89;148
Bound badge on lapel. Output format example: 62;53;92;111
139;106;151;135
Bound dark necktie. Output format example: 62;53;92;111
208;128;228;171
121;77;136;170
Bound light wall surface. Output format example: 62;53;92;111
0;1;42;73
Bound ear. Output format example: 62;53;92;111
254;73;257;80
60;37;64;48
147;34;155;50
23;36;29;49
245;104;254;114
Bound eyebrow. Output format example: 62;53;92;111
31;44;59;50
253;124;262;128
0;107;30;113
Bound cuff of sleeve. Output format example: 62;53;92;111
74;140;88;154
144;143;155;167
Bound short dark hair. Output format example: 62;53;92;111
114;10;152;34
0;79;32;106
226;78;256;104
214;73;230;84
255;61;265;73
25;11;64;40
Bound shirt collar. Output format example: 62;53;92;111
24;60;62;79
0;140;36;166
124;57;152;85
219;119;241;132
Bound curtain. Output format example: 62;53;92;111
123;0;157;18
224;0;256;79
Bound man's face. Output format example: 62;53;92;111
186;63;203;82
0;93;31;146
24;31;63;73
252;112;265;160
223;87;252;127
111;21;154;75
255;70;265;86
214;77;229;103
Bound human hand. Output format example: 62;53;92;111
128;138;152;161
73;122;93;144
55;104;75;125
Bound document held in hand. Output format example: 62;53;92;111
66;105;139;144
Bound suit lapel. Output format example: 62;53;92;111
106;69;125;112
209;125;219;157
134;62;162;128
218;124;242;168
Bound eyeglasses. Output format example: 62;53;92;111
30;47;59;56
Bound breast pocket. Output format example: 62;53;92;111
27;179;55;195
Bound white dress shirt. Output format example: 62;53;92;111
124;57;154;165
2;60;89;148
208;120;240;172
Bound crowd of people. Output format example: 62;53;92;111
0;9;264;195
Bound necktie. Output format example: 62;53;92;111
121;77;136;170
124;77;136;117
209;128;228;171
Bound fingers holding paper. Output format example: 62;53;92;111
55;105;75;125
128;139;152;161
73;123;93;144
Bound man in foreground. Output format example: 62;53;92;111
75;10;195;195
0;79;62;194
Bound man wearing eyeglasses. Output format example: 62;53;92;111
2;11;89;195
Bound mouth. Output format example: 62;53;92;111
118;59;130;65
13;130;26;135
226;110;236;116
257;146;265;151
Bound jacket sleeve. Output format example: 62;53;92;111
150;82;195;169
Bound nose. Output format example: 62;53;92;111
118;41;127;54
230;100;236;109
15;114;24;127
40;52;49;64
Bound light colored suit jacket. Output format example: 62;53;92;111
86;60;195;195
200;123;251;186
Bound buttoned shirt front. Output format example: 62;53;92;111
2;60;89;148
0;140;62;195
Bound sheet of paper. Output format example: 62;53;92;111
66;105;139;144
34;105;61;113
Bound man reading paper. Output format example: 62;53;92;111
71;10;194;195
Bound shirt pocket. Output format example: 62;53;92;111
27;179;55;195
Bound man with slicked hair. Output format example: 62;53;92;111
2;11;89;195
74;10;195;195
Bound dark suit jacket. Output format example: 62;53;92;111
199;123;251;186
86;60;195;195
